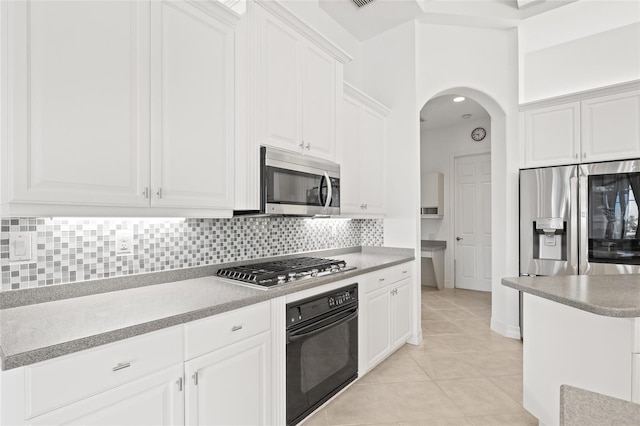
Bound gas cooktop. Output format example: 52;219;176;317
215;256;356;289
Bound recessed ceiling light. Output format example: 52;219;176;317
462;114;472;119
453;96;466;103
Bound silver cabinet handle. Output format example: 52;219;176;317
193;372;199;386
299;141;304;148
143;187;150;199
112;362;131;372
402;270;408;274
156;188;163;199
379;278;385;282
177;377;183;392
231;325;243;332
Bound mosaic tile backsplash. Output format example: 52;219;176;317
0;217;383;291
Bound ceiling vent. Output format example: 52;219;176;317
352;0;374;8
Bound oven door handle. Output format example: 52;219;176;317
287;308;358;343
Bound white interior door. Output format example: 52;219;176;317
454;153;492;291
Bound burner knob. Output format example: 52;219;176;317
328;297;335;306
288;272;297;281
311;269;319;277
277;275;286;282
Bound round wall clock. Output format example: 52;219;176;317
471;127;487;142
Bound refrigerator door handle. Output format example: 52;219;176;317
578;168;589;274
569;175;579;274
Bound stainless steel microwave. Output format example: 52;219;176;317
235;147;341;216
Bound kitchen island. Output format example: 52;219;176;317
502;275;640;426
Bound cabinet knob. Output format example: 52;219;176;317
305;143;310;150
379;278;385;282
299;142;304;148
231;325;243;332
456;237;463;241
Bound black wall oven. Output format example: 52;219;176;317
286;284;358;425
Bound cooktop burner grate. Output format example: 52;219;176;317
216;256;351;288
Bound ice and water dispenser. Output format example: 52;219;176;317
532;218;567;261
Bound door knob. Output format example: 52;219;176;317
456;237;463;241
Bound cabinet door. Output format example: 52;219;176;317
302;42;337;161
185;332;271;426
258;8;303;153
581;90;640;163
359;106;386;214
523;102;580;168
340;95;362;214
8;1;150;207
26;365;184;426
365;286;392;369
150;1;234;209
391;278;412;348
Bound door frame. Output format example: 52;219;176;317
450;149;492;291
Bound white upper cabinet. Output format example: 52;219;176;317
340;83;389;216
150;0;235;210
254;1;348;162
581;90;640;163
2;0;238;216
302;42;337;160
6;1;151;208
259;9;303;153
523;102;581;168
522;83;640;169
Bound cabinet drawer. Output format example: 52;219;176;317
25;326;183;419
185;301;271;360
388;262;413;283
365;269;394;294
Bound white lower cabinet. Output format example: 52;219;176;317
26;364;185;426
365;285;393;369
362;263;414;373
185;331;271;426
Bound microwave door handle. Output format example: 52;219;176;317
318;174;325;207
324;171;332;209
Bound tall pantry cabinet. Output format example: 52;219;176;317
1;0;238;216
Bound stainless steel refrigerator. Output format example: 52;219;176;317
520;159;640;277
519;159;640;336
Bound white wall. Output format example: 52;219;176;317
519;1;640;102
420;117;491;288
415;23;521;339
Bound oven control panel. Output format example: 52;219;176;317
286;284;358;326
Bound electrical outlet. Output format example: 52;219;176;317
116;230;133;255
9;232;34;262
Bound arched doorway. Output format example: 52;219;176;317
417;88;520;340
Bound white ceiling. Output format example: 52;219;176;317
419;95;489;130
319;0;578;41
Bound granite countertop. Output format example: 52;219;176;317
502;274;640;318
421;240;446;251
0;247;414;370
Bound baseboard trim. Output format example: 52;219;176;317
491;317;521;340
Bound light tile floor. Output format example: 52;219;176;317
305;286;537;426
